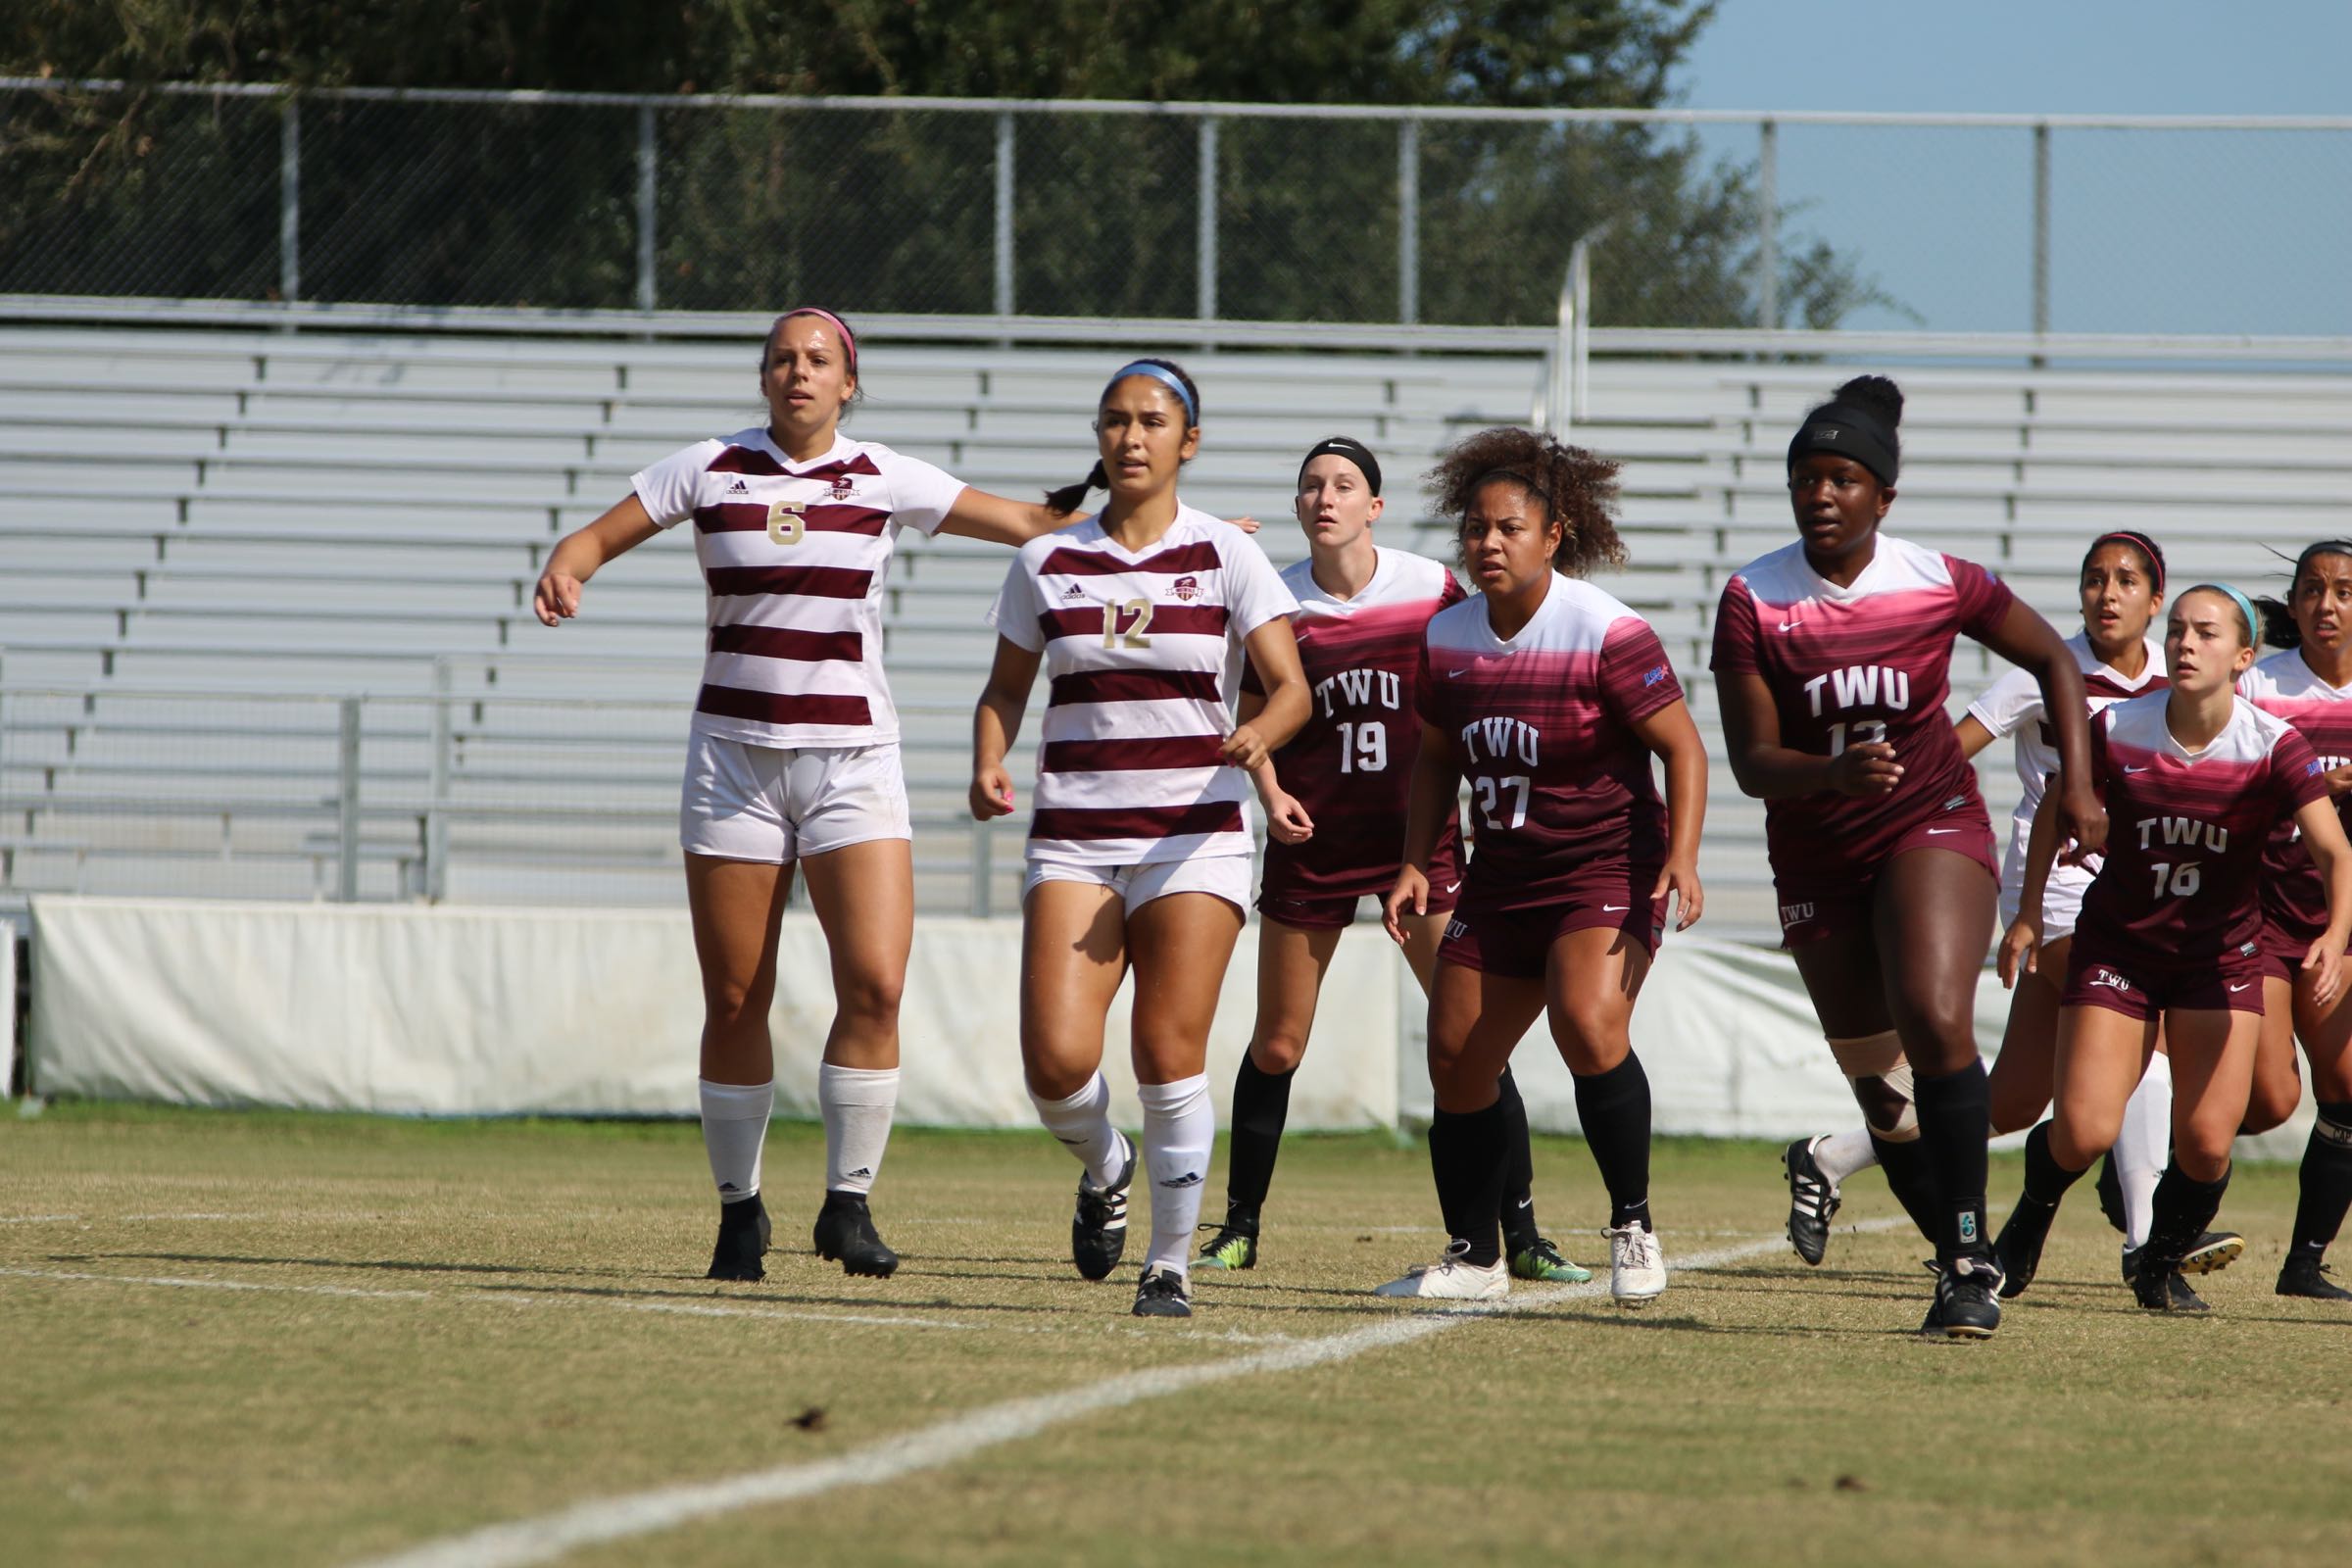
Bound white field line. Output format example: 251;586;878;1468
352;1220;1905;1568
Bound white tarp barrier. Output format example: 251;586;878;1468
2;916;17;1100
24;896;2318;1157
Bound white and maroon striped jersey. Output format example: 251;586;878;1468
1711;534;2014;878
989;506;1300;866
1416;577;1684;907
2076;691;2326;960
2241;649;2352;940
632;429;966;748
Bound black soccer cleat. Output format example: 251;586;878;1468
2094;1151;2127;1236
1196;1219;1259;1271
1931;1253;2004;1340
1991;1195;2058;1299
1072;1142;1136;1282
1782;1135;1842;1267
2133;1261;2211;1314
2121;1244;2144;1286
1131;1265;1194;1318
706;1193;772;1282
811;1190;900;1279
2178;1230;2243;1277
2277;1253;2352;1301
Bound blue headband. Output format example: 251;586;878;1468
2187;582;2260;641
1104;361;1198;425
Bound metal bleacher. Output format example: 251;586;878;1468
5;323;2351;940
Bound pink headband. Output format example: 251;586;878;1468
779;307;858;372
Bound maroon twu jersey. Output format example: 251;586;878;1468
1417;577;1684;908
1711;535;2014;879
2240;648;2352;942
1246;549;1468;900
2077;692;2327;963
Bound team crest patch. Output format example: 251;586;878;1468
1170;574;1200;602
827;473;857;501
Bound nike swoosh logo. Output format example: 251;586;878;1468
1601;904;1631;912
1447;667;1472;678
2230;982;2252;993
2123;765;2150;773
1778;620;1803;632
1925;828;1962;835
1516;1198;1534;1209
1443;882;1461;894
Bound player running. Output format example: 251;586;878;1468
1195;436;1591;1286
1712;374;2100;1339
535;309;1117;1285
1374;427;1706;1305
971;359;1308;1320
2239;541;2352;1303
1990;585;2352;1313
1785;531;2195;1282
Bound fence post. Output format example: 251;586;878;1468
636;104;658;314
2032;121;2052;339
994;112;1016;318
966;819;992;919
1197;117;1219;326
425;660;452;902
336;697;361;903
1755;118;1779;333
278;94;301;314
1396;119;1419;325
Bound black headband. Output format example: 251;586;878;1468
1787;404;1898;486
1299;437;1382;496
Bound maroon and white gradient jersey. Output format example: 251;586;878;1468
1244;549;1467;899
633;429;966;748
1711;535;2015;880
1416;577;1684;907
989;506;1299;866
2240;649;2352;936
2075;692;2327;962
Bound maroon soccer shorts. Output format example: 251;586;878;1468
2062;934;2268;1021
2257;907;2342;985
1773;806;1998;949
1436;861;1665;979
1256;828;1462;931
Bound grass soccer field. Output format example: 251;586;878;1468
2;1103;2346;1568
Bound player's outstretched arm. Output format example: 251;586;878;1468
532;493;662;625
1999;788;2060;989
1384;722;1459;946
937;488;1258;546
1978;598;2103;855
970;634;1041;820
2295;794;2352;1008
1629;697;1707;930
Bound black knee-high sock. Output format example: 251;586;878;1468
2288;1102;2352;1261
2148;1159;2230;1267
2022;1119;2091;1208
1573;1054;1654;1232
1429;1100;1511;1266
1912;1058;1992;1259
1221;1055;1294;1230
1870;1132;1943;1247
1496;1067;1540;1252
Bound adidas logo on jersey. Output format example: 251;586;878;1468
1158;1171;1203;1189
1063;582;1087;599
725;477;751;496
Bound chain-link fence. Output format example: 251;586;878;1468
6;82;2351;335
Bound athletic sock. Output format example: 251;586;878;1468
2288;1102;2352;1262
817;1062;898;1198
1221;1054;1295;1231
1913;1057;1992;1258
2116;1054;2174;1250
1871;1131;1943;1246
698;1077;774;1203
1573;1054;1655;1232
2148;1159;2231;1268
2022;1119;2089;1206
1428;1100;1510;1267
1815;1126;1881;1187
1137;1074;1214;1279
1496;1067;1541;1252
1029;1071;1128;1191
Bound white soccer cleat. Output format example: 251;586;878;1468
1605;1223;1667;1306
1373;1239;1508;1300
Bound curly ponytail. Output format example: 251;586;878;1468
1045;461;1108;517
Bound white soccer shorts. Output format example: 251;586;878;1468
1022;854;1253;916
679;731;910;862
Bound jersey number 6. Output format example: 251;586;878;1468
765;501;806;547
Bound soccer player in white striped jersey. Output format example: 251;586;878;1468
971;359;1311;1319
533;310;1143;1287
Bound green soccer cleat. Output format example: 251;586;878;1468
1509;1236;1593;1283
1196;1223;1259;1271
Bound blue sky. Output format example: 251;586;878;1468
1664;1;2352;333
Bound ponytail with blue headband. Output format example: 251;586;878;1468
1045;357;1204;515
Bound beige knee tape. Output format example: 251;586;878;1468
1830;1030;1919;1142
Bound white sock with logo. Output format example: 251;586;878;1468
818;1062;899;1198
1030;1071;1128;1190
1815;1127;1880;1187
2117;1052;2173;1250
1138;1074;1214;1279
699;1078;774;1203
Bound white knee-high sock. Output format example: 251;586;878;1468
2118;1052;2173;1250
1816;1127;1881;1187
819;1063;899;1197
699;1078;774;1203
1138;1074;1214;1279
1030;1072;1128;1190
